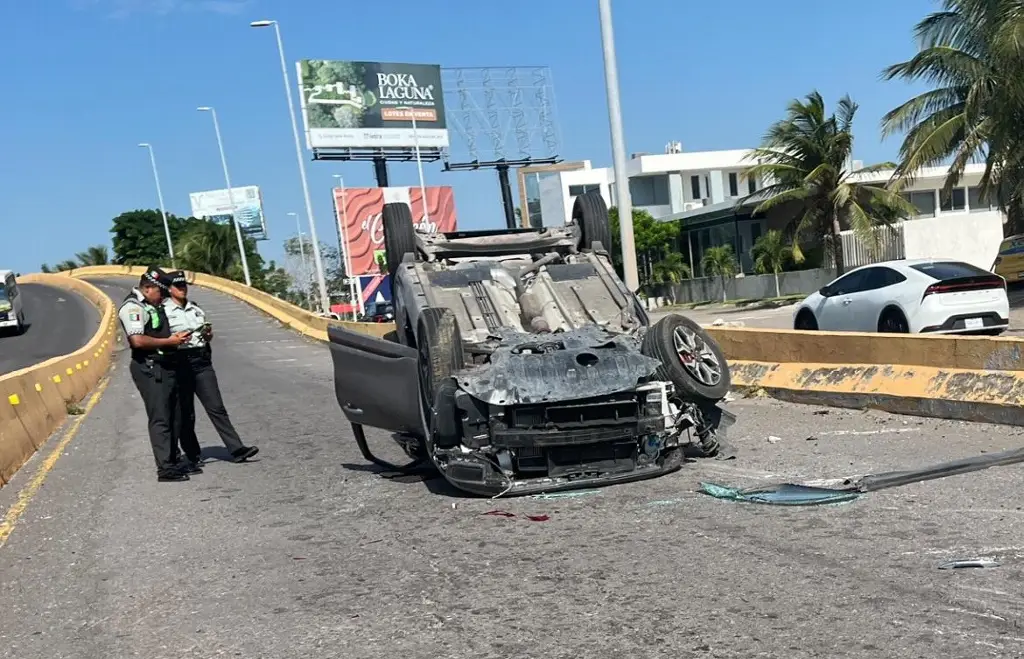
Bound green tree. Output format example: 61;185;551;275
111;210;189;265
40;264;52;273
174;221;265;287
751;229;800;297
74;245;110;266
742;91;914;275
608;206;684;287
701;245;738;303
55;260;79;272
650;253;691;304
260;261;294;300
881;0;1024;235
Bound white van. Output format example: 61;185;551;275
0;270;25;334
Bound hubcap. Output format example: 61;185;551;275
672;326;722;386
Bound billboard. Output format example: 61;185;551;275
333;186;457;276
188;186;268;241
297;60;449;150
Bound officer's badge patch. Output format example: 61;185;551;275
129;311;141;322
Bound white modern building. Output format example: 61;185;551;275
522;145;1005;275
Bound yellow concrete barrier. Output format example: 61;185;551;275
62;265;394;340
707;326;1024;372
0;274;116;486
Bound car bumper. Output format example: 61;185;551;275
430;387;735;497
0;317;18;329
919;312;1009;334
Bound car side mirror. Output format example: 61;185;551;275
819;286;831;297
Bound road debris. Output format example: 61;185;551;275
938;559;1000;570
483;510;550;522
767;435;782;444
527;490;601;500
699;482;862;506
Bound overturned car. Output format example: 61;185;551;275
328;191;735;496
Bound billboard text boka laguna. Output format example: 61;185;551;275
333;187;458;276
297;60;449;150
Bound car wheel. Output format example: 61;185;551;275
642;313;731;402
381;202;418;281
878;308;909;334
794;309;818;331
571;190;613;252
417;308;466;449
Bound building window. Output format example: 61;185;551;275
968;186;994;212
901;190;936;218
728;172;739;197
568;183;600;197
747;176;756;195
939;187;966;212
629;175;670;207
690;175;701;200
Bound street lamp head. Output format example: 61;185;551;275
138;142;150;148
250;19;275;27
287;212;297;216
197;106;212;112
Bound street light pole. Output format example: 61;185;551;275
598;0;639;292
333;174;360;321
396;106;429;225
288;212;313;309
197;106;252;286
138;142;175;266
250;18;330;314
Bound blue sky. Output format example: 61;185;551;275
1;0;936;274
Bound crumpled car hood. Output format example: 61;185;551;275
455;327;659;406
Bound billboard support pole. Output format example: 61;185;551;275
254;19;330;313
373;158;390;187
198;106;252;287
497;164;517;229
598;0;639;293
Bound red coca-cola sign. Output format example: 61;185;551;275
333;186;458;276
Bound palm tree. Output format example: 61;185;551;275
55;260;79;272
701;245;737;303
175;222;240;277
74;245;110;266
650;253;691;303
40;264;53;273
881;0;1024;234
742;91;915;275
751;229;799;297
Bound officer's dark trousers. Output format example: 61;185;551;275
129;358;179;476
175;349;244;460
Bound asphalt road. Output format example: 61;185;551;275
0;283;100;376
1;278;1023;658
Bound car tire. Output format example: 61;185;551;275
794;309;818;330
642;314;731;402
417;308;466;445
571;190;613;252
381;202;417;280
878;308;909;334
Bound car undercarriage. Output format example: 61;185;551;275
329;191;735;496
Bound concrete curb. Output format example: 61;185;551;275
0;274;117;486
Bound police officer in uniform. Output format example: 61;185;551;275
118;266;195;482
163;270;259;466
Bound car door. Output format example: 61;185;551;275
815;269;868;330
858;267;908;331
327;324;424;437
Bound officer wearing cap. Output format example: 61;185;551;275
117;266;195;482
163;270;259;466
